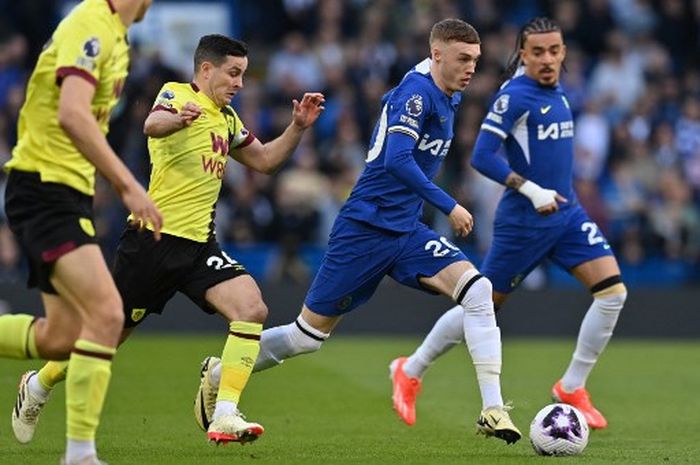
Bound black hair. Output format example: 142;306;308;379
504;17;562;78
194;34;248;72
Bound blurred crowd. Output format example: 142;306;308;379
0;0;698;284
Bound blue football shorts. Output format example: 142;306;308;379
304;216;469;316
482;205;614;294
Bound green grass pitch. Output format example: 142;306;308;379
1;335;698;465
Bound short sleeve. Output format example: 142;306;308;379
55;17;115;87
226;107;255;149
150;84;185;114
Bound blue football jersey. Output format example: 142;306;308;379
340;59;461;233
480;74;577;227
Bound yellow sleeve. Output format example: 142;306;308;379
54;15;116;87
150;84;186;114
226;107;255;149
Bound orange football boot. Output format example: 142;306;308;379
390;357;422;426
552;380;608;429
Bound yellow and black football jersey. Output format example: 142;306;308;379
7;0;129;195
142;82;255;242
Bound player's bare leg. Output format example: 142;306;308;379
49;246;123;465
10;303;78;444
203;276;267;445
195;306;340;433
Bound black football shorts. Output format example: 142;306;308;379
4;170;98;294
113;225;249;328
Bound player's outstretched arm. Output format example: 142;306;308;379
143;102;202;138
232;92;325;174
58;76;163;239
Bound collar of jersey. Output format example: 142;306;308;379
189;81;223;112
104;0;128;35
416;71;461;109
519;74;561;92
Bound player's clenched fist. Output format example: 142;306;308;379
180;102;202;127
448;204;474;237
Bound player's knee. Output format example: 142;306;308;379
453;269;493;314
37;331;75;360
591;277;627;314
83;290;124;332
239;298;268;324
100;298;125;334
464;277;493;313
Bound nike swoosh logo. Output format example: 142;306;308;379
489;414;501;425
540;105;552;114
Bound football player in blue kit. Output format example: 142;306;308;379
194;18;522;444
391;17;627;430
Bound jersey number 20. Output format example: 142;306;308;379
425;236;460;257
581;222;605;246
207;251;239;270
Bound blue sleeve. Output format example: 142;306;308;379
470;129;512;184
384;131;456;215
471;83;527;184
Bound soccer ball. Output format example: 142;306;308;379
529;403;589;456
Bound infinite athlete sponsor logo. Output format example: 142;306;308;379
537;121;574;140
417;134;451;158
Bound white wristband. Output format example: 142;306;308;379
517;180;557;209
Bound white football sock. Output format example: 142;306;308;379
253;317;328;372
403;305;464;378
212;400;237;421
28;372;50;400
66;439;96;463
561;290;626;392
459;273;503;409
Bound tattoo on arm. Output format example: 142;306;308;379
505;172;526;190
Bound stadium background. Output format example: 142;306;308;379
0;0;697;337
0;2;699;465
